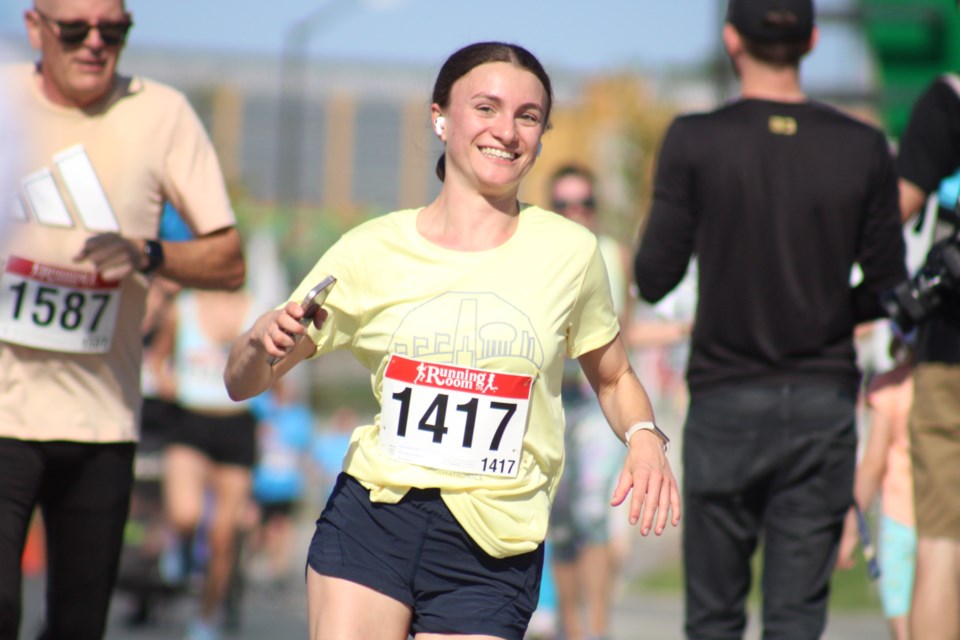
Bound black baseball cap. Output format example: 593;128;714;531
727;0;815;43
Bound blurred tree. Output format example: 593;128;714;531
597;76;677;241
527;75;677;245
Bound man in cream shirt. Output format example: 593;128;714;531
0;1;245;637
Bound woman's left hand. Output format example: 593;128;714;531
610;429;681;536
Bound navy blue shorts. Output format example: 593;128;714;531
307;473;543;640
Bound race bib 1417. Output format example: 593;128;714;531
379;354;535;478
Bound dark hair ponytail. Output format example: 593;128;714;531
435;153;447;182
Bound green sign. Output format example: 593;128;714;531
861;0;960;137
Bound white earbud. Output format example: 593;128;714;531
434;116;445;137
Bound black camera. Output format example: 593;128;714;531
882;232;960;332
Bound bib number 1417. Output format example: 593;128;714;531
390;388;518;475
378;354;534;478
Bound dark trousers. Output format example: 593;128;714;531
0;438;135;640
682;383;857;640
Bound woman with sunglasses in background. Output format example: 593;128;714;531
546;165;632;640
0;1;245;638
225;41;680;640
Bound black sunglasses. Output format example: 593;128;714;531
552;197;596;211
35;9;133;47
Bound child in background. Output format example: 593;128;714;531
309;406;357;503
249;380;313;591
837;338;915;640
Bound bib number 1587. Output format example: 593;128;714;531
8;282;112;333
0;257;120;353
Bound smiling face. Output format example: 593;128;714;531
25;0;129;108
433;61;548;200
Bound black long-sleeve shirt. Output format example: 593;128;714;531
898;76;960;365
635;99;907;394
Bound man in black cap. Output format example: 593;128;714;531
634;0;907;637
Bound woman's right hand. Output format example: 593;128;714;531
225;302;327;401
255;301;328;364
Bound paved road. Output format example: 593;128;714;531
20;577;888;640
610;592;887;640
20;525;887;639
21;577;886;640
21;573;309;639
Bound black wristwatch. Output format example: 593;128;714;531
139;239;164;274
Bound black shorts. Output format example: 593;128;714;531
307;473;543;640
167;407;258;468
258;500;296;521
139;397;180;454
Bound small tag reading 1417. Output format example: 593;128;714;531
378;354;535;478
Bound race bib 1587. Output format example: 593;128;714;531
0;256;121;353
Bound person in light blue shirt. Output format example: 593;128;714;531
249;381;313;589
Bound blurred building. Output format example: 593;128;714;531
2;21;903;235
5;0;955;219
113;46;691;230
0;37;696;230
8;1;948;237
4;2;949;402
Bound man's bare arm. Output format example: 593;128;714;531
899;178;928;224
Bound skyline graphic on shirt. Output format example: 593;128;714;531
388;291;544;372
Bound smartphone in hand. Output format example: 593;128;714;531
267;275;336;365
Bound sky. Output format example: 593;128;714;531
1;0;868;82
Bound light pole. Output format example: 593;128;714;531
275;0;355;210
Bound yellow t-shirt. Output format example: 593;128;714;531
0;64;236;443
293;205;619;558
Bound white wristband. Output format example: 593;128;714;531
624;421;670;452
